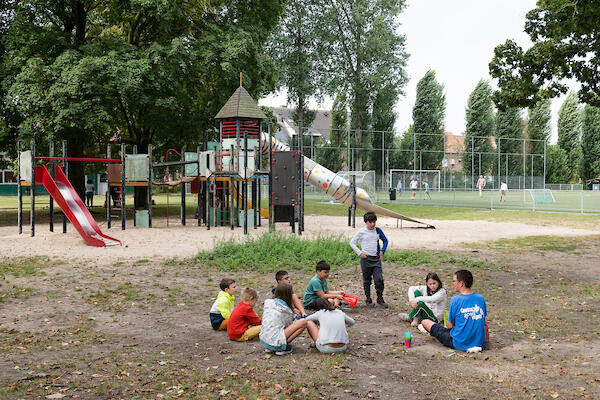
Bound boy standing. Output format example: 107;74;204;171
418;270;487;352
476;175;486;197
349;211;389;308
499;181;508;202
228;288;262;341
410;177;418;199
273;270;307;317
423;179;431;200
209;278;238;330
303;261;343;310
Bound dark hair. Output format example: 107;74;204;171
425;272;443;296
316;260;330;272
219;278;236;291
274;283;294;309
454;270;473;288
314;297;334;311
275;270;288;282
363;211;377;223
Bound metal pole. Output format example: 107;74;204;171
381;130;385;191
497;137;501;191
443;134;446;190
351;175;356;228
181;146;186;226
268;123;274;231
107;144;111;229
148;144;153;228
257;122;262;227
347;129;351;170
121;143;126;230
298;120;303;235
196;145;201;227
17;140;23;234
243;130;248;235
30;140;35;237
231;176;235;230
543;141;547;189
62;141;68;233
49;141;54;232
523;139;526;190
471;137;474;191
413;132;416;175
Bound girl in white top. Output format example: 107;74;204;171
306;298;355;353
399;272;447;327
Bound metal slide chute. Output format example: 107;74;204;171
38;165;121;247
260;133;434;228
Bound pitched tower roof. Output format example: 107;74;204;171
215;86;266;120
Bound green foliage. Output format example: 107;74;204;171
316;92;346;172
581;105;600;181
546;144;570;183
490;1;600;108
557;91;581;182
464;80;494;179
316;0;408;170
495;107;524;177
412;70;445;169
526;99;551;178
368;82;398;177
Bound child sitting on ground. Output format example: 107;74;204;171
303;261;344;310
228;288;262;341
399;272;447;327
209;278;238;330
272;270;307;317
260;283;318;355
306;298;355;353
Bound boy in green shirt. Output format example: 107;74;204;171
303;261;343;310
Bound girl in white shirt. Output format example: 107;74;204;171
400;272;447;327
306;298;355;353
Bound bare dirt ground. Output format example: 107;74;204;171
1;216;599;399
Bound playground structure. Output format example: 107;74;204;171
17;85;433;246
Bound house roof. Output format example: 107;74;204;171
215;86;266;120
269;106;333;143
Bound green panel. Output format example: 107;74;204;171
125;154;149;182
184;152;198;177
207;141;220;151
135;210;149;227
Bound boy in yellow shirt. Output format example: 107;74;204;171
209;278;238;330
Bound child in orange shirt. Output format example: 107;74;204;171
228;288;262;341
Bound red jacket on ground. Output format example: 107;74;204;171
227;301;262;339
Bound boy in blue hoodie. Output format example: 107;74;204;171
349;212;389;308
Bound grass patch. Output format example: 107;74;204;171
88;282;146;311
467;235;600;253
0;285;34;303
0;256;55;279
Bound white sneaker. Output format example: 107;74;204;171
398;313;411;322
275;345;293;356
411;317;422;327
466;346;482;353
417;324;430;336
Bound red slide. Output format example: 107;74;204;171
37;165;121;247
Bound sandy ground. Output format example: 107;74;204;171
3;215;598;263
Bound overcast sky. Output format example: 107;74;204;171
260;0;573;144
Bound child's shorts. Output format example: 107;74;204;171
316;343;347;353
209;313;225;330
430;323;454;349
260;340;287;352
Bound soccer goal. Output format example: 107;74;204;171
527;188;555;204
337;170;377;195
389;169;441;192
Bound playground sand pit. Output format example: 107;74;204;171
1;216;600;399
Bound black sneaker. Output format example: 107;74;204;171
377;298;389;308
365;297;374;307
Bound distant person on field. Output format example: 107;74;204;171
418;270;487;353
423;179;432;200
85;179;95;207
410;177;418;199
303;261;343;310
228;288;262;341
397;180;402;196
306;298;355;353
272;270;307;318
476;175;486;197
400;272;447;327
499;181;508;202
349;211;389;308
209;278;238;330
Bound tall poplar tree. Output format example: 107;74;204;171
580;105;600;182
317;92;347;172
557;91;581;182
317;0;408;171
464;80;494;183
412;70;445;170
495;107;523;178
526;99;551;181
369;82;398;182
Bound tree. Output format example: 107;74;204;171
526;99;551;182
581;105;600;182
495;107;523;178
412;70;445;170
316;0;408;171
463;80;494;182
269;0;320;125
368;82;398;185
557;91;581;182
489;1;600;109
316;92;346;172
546;144;570;184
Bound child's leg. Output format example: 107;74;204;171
236;325;261;341
372;260;384;299
414;301;438;323
292;293;306;315
284;319;307;343
407;289;423;320
360;258;372;298
218;318;228;330
306;320;319;344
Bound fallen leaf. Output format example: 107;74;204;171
45;394;66;399
548;391;559;398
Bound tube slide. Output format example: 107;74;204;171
260;133;434;228
38;165;122;247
